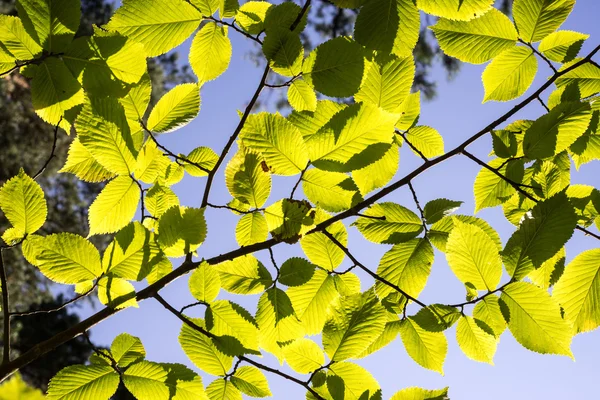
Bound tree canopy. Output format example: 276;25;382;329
1;0;600;399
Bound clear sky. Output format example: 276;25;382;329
76;1;600;398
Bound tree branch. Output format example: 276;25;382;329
519;39;557;73
204;16;263;45
0;250;10;364
32;118;61;180
408;181;428;233
290;163;310;199
10;281;99;317
397;130;428;162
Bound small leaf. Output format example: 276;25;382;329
282;338;324;374
456;316;498;364
539;30;589;63
215;254;272;295
189;22;232;83
231;366;271;397
0;169;47;236
513;0;574;43
147;83;201;133
353;202;423;244
88;176;139;236
399;317;447;374
482;46;537;102
423;198;462;225
122;361;169;399
111;333;146;368
189;262;221;304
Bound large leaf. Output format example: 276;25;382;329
0;169;46;237
106;0;202;57
502;192;577;280
262;28;303;77
445;219;502;291
354;0;419;58
282;338;324;374
76;97;137;176
225;151;271;208
431;9;518;64
375;238;434;299
523;101;592;159
501;281;573;357
302;169;361;212
539;30;589;63
22;233;102;284
235;212;268;246
60;138;116;183
404;126;444;158
179;318;233;376
513;0;575;43
323;291;387;361
231;366;271;398
206;300;260;352
189;262;221;303
554;249;600;334
399;317;447;374
302;37;365;98
46;365;119;400
300;209;347;271
88;175;140;236
147;83;201;133
16;0;80;53
352;143;399;196
482;46;537;102
103;222;162;281
122;361;169;399
417;0;494;21
189;22;232;83
354;202;423;244
0;15;42;59
456;316;497;364
240;113;309;176
215;254;272;295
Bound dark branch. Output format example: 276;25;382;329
10;281;98;317
180;301;208;314
536;96;550;113
290;163;310;199
519;39;557;73
397;130;428;162
0;251;10;364
206;202;263;214
408;181;428;234
32;119;61;180
205;16;263;45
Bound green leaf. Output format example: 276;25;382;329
236;1;272;34
60;138;116;183
206;379;242;400
22;233;102;284
133;140;167;184
97;275;138;309
16;0;80;53
539;30;588;63
179;318;233;376
103;222;162;281
46;365;119;400
0;15;42;59
147;83;200;133
263;2;307;34
218;0;238;19
262;28;303;77
106;0;202;57
63;32;147;97
120;73;152;128
288;269;338;335
308;102;398;172
356;317;402;359
313;362;380;400
513;0;574;43
473;158;524;213
302;36;365;98
122;361;169;399
429;214;502;252
0;169;46;236
473;295;506;337
528;246;565;289
323;291;387;362
352;143;399;196
446;219;502;291
482;46;537;102
456;316;497;364
278;258;315;287
523;101;592;159
282;338;324;374
399;317;447;374
390;386;448;400
355;57;415;113
29;57;84;128
354;0;419;58
111;333;145;368
256;288;304;362
157;206;207;257
76;97;137;176
417;0;494;21
184;147;218;177
240;113;309;176
215;254;272;295
288;100;346;143
189;262;221;304
423;199;462;225
354;202;423;244
160;363;209;400
570;107;600;169
145;184;179;218
404;126;444;158
264;199;315;240
302;169;361;213
555;60;600;98
554;249;600;334
225;150;271;208
235;212;268;246
88;175;139;236
375;238;433;299
300;209;347;271
430;8;518;64
206;300;260;352
501;281;573;357
189;22;232;84
145;255;172;285
288;79;317;112
395;91;421;131
502;192;577;280
231;366;271;398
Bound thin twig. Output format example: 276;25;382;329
355;213;386;221
290;163;310;199
448;280;513;308
0;53;61;77
32;119;61;180
180;301;208;314
206;202;262;214
132;178;146;220
306;362;333;384
265;75;301;88
329;265;357;275
205;16;263;45
268;248;280;286
322;231;427;308
0;251;10;364
397;130;428;162
519;39;557;73
10;281;98;317
536;96;550;112
82;331;122;376
408;181;428;233
225;358;244;379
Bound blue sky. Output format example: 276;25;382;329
77;1;600;398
